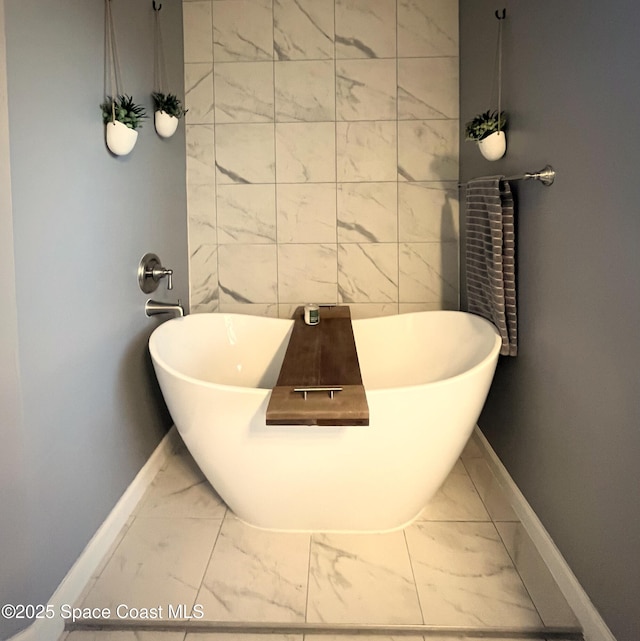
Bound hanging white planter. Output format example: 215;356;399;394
478;131;507;161
103;2;145;157
105;120;139;156
154;110;179;138
152;5;186;141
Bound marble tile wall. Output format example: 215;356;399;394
183;0;459;317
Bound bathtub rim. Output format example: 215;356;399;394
148;310;502;395
149;312;293;397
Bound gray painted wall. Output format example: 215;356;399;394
1;1;187;638
0;2;30;638
459;2;639;640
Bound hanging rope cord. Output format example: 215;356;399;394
488;15;504;133
153;5;168;95
104;0;123;122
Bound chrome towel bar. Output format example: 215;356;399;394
459;164;555;188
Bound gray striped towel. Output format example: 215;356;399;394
465;176;517;356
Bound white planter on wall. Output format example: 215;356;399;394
154;110;179;138
478;131;507;161
105;120;138;156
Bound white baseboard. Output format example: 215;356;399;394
8;427;180;641
473;426;617;641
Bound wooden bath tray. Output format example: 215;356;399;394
266;306;369;426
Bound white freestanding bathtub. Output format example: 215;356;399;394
149;311;501;532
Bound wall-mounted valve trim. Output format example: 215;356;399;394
138;253;174;293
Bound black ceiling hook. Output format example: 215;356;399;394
495;8;506;19
152;1;162;11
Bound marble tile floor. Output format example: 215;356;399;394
60;434;579;641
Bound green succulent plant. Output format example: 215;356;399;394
464;110;507;141
151;92;188;119
100;94;147;130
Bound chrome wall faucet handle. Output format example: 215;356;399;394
151;265;173;290
138;253;175;293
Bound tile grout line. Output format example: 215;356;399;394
271;0;280;316
460;453;493;517
494;522;547;628
333;0;339;307
303;533;313;624
210;0;220;313
192;508;227;616
402;527;427;626
395;0;401;306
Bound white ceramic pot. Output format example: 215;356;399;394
478;131;507;161
105;120;138;156
154;110;179;138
